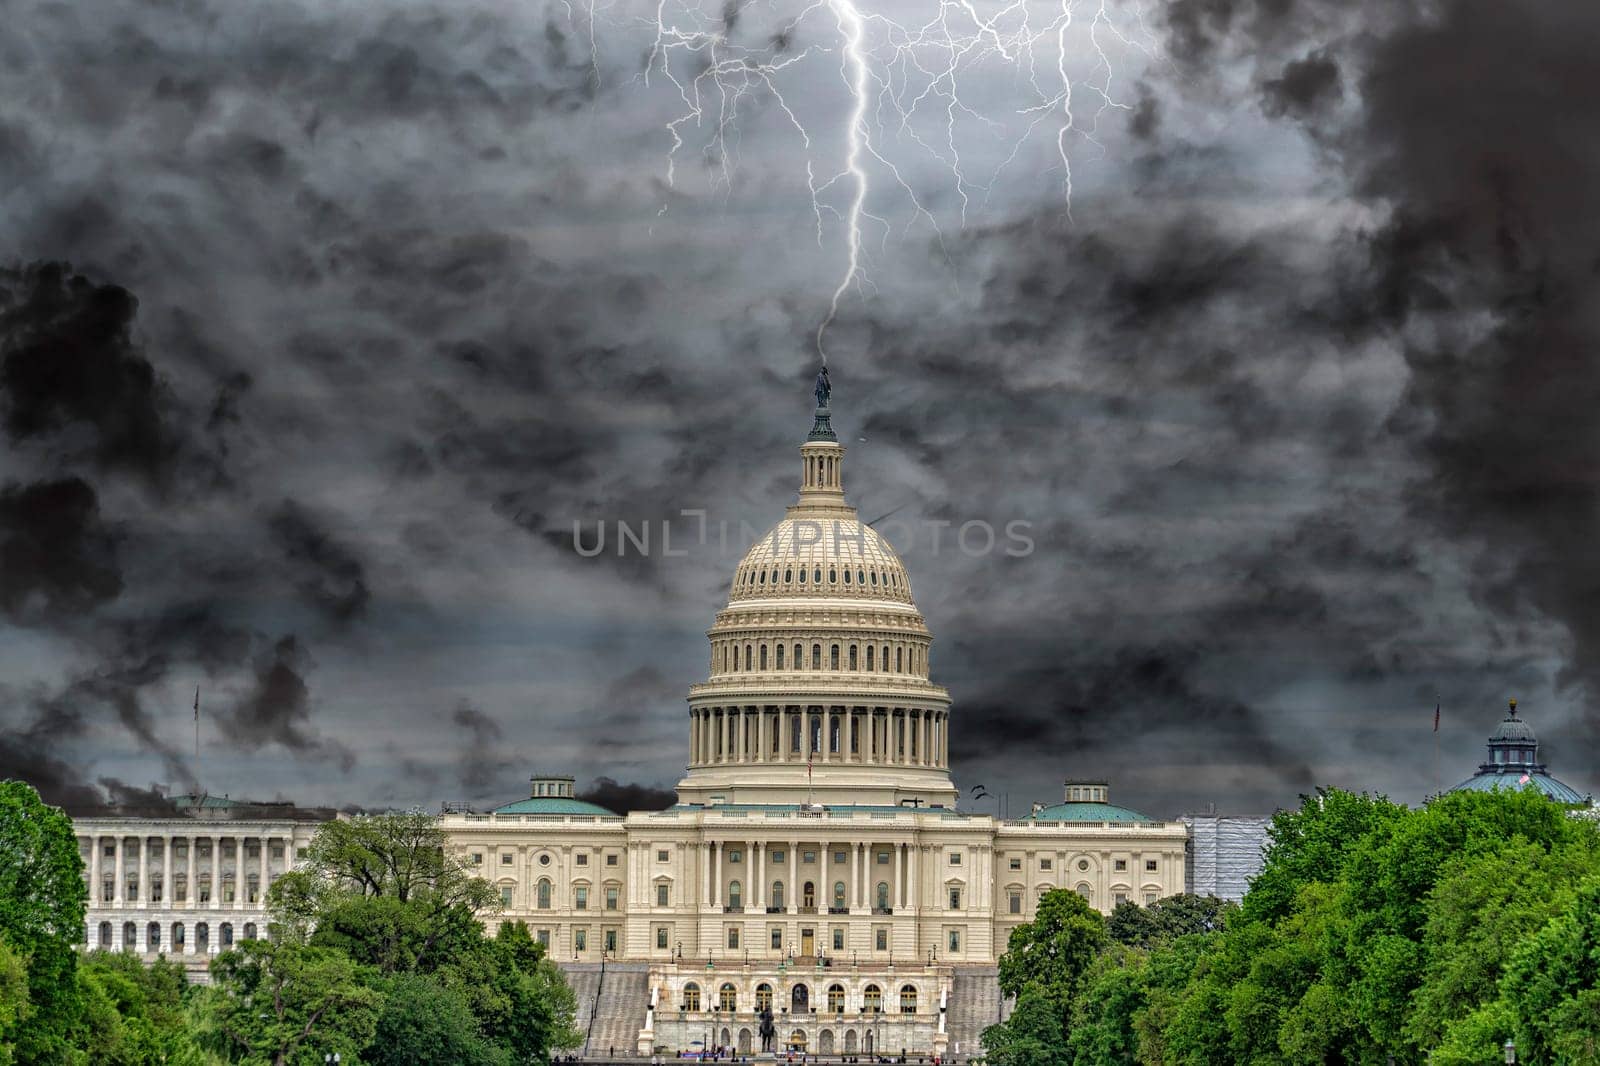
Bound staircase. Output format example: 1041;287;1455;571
559;961;651;1057
946;966;1007;1060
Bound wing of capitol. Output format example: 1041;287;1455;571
67;382;1595;1061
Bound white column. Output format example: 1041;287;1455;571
849;842;859;909
185;835;196;908
163;834;173;905
753;844;764;910
895;845;904;909
210;835;221;910
712;842;720;909
788;839;799;913
88;835;100;906
113;837;125;905
910;844;920;911
260;835;270;904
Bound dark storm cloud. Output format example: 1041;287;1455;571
1261;50;1341;119
450;701;522;798
0;263;178;484
217;636;353;770
578;777;676;813
269;499;372;624
0;478;123;624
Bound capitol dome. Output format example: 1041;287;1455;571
1447;699;1589;805
675;379;956;809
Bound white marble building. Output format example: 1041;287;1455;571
439;392;1190;1058
75;794;327;978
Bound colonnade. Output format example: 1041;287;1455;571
698;839;923;916
688;706;949;769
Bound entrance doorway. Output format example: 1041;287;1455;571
792;983;809;1012
800;927;815;956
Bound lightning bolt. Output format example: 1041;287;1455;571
620;0;1158;362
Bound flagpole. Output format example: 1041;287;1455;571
1433;699;1440;800
194;686;201;790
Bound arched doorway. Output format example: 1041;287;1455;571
97;922;111;949
738;1029;752;1054
845;1030;858;1053
819;1030;835;1054
122;921;136;950
865;1030;875;1054
791;983;809;1012
788;1030;808;1052
720;1027;731;1049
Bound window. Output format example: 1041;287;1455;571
802;851;816;864
606;886;619;910
537;879;552;909
771;928;783;950
1077;859;1089;871
776;644;785;668
832;927;845;950
900;985;918;1014
772;881;785;909
501;853;514;865
727;927;740;949
1145;859;1158;872
538;929;550;948
1145;892;1159;905
607;853;619;867
949;852;961;866
500;886;514;906
470;853;483;866
948;887;962;910
828;984;846;1012
848;646;857;669
729;881;742;909
833;882;846;908
1076;883;1092;900
1040;858;1053;871
831;644;840;669
833;850;847;864
1114;859;1127;872
875;928;888;951
1115;892;1128;907
1008;858;1021;871
875;882;890;911
948;929;962;952
728;849;742;863
1008;891;1022;915
539;853;552;866
575;886;589;910
657;849;670;862
864;985;883;1012
575;929;588;951
771;849;785;864
605;929;617;953
877;851;889;865
684;983;702;1011
576;854;589;866
719;983;737;1011
756;984;773;1011
657;927;670;949
812;644;821;669
657;883;670;907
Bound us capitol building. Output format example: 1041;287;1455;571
436;385;1190;1058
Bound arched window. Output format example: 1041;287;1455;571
829;568;837;583
863;985;882;1012
220;923;234;948
870;571;878;586
896;647;903;672
756;983;773;1011
172;923;184;951
122;921;136;950
900;984;918;1013
849;645;858;670
243;922;257;940
98;922;111;948
866;646;875;671
745;644;753;670
776;644;785;669
813;568;822;584
1076;883;1092;901
833;881;846;908
719;983;738;1011
881;644;889;670
812;644;822;669
793;643;802;669
799;566;807;584
760;645;768;670
791;984;809;1012
828;983;846;1012
803;882;816;908
843;568;851;584
196;923;209;951
537;879;552;909
729;880;742;909
785;568;793;584
830;715;840;752
810;715;822;753
772;881;785;909
876;882;890;911
147;922;161;950
830;644;840;670
857;569;865;585
684;982;702;1011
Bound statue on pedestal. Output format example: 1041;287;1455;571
759;1005;776;1052
814;365;831;410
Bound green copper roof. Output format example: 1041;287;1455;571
493;797;620;817
1448;771;1587;805
1026;801;1153;823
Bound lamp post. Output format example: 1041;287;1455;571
1504;1038;1516;1064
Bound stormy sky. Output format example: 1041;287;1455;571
2;0;1597;819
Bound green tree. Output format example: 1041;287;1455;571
1500;877;1600;1064
207;940;382;1066
364;975;507;1066
74;951;215;1065
982;986;1071;1066
998;890;1108;1001
1241;788;1406;926
0;780;87;1064
299;812;497;908
1108;894;1235;950
1066;944;1148;1066
0;936;30;1066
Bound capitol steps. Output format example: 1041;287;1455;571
560;961;652;1057
945;966;1007;1059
